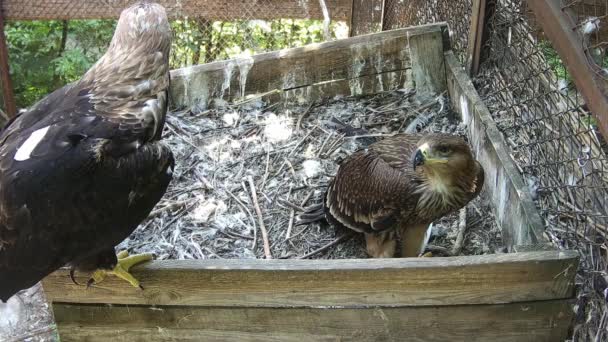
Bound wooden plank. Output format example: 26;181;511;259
445;51;547;250
42;251;578;307
0;0;16;118
169;23;446;109
466;0;496;76
408;26;447;96
526;0;608;149
279;69;411;103
1;0;352;21
52;300;573;342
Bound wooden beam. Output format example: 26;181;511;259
526;0;608;145
52;299;573;342
466;0;496;76
1;0;352;21
445;51;547;250
169;24;446;109
0;0;16;118
42;251;578;307
278;69;411;103
408;26;448;96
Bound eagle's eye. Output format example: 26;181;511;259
437;145;450;154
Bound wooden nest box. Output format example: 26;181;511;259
43;23;578;341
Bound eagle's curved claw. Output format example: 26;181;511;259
86;252;153;290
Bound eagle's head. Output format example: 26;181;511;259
109;2;171;56
412;134;476;185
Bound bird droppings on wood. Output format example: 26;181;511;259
118;89;503;260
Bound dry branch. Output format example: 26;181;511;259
451;208;468;255
248;176;272;259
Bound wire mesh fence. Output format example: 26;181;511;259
383;0;472;63
1;0;608;340
385;0;608;340
0;0;350;110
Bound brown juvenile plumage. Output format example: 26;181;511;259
323;133;484;258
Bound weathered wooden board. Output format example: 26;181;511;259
1;0;352;21
445;51;547;250
169;24;447;109
409;26;447;95
277;69;411;104
52;299;573;342
42;251;578;307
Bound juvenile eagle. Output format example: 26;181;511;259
0;2;173;302
301;133;484;258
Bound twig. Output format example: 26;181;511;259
296;102;315;132
299;190;315;207
298;234;353;259
260;145;271;190
247;176;272;259
284;158;298;179
425;244;454;256
225;188;258;251
232;89;282;106
148;200;191;219
285;185;295;240
317;131;334;157
277;198;306;212
451;208;468;255
6;325;57;342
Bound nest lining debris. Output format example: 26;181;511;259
119;89;503;260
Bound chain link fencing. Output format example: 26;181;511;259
385;0;608;340
2;0;608;340
0;0;350;109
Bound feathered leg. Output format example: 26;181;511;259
400;224;432;257
365;232;396;258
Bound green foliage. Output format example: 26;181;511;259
539;40;571;82
5;18;345;108
5;19;115;108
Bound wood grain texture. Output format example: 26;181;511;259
52;300;573;342
1;0;352;21
408;26;448;96
42;251;578;306
445;51;547;250
169;24;446;108
0;7;16;118
278;69;411;103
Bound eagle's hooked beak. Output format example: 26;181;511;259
413;143;448;170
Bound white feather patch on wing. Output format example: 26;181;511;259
14;126;50;161
420;223;433;254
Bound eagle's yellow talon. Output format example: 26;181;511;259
117;250;130;259
87;252;153;289
420;251;433;257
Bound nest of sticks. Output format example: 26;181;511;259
119;89;503;260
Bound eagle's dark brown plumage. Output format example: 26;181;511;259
0;2;173;302
304;133;484;258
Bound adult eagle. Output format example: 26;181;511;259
300;133;484;258
0;2;173;302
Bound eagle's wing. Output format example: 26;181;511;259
325;133;422;234
0;82;172;302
